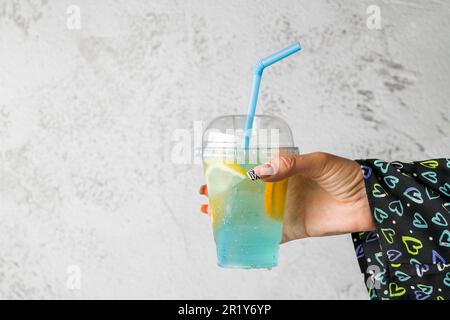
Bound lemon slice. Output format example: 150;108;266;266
205;162;247;196
264;180;288;220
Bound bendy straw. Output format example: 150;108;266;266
243;42;302;149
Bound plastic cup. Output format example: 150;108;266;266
202;115;298;269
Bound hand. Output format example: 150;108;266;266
199;152;375;243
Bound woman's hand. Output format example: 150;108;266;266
200;152;375;243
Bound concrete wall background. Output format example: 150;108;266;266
0;0;449;299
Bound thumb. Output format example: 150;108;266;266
248;152;329;182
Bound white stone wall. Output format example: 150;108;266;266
0;0;448;299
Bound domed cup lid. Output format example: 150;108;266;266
202;115;295;150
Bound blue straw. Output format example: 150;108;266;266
243;42;302;149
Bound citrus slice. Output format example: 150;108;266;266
204;162;247;196
264;180;288;220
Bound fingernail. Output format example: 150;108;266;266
200;204;209;214
199;185;207;195
246;169;260;181
253;163;274;176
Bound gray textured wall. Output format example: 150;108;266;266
0;0;449;299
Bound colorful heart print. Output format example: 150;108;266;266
415;264;430;277
361;165;372;179
431;212;448;227
402;236;423;255
384;175;399;189
421;171;438;184
365;231;379;243
388;200;403;216
372;183;388;198
391;161;404;169
374;208;389;223
368;288;378;300
355;244;364;258
353;158;450;300
374;252;384;267
425;187;440;200
374;160;390;173
419;160;439;169
438;230;450;247
386;249;402;262
414;290;430;300
443;202;450;213
403;187;424;204
432;250;447;268
439;183;450;197
394;271;411;282
410;258;422;269
381;228;396;244
417;284;433;295
412;212;428;229
444;272;450;287
389;282;406;297
402;172;414;179
374;271;386;285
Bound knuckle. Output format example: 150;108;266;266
314;152;331;175
314;152;329;163
278;156;296;174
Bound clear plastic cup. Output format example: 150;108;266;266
202;115;298;269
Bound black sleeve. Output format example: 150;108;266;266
352;158;450;300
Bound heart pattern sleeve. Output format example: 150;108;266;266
352;158;450;300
